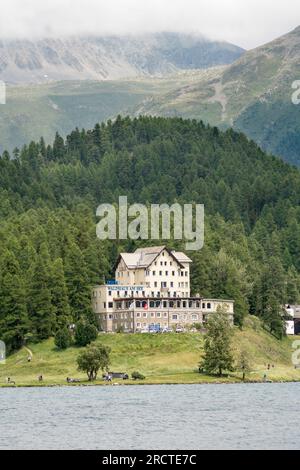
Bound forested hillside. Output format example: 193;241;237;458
1;116;300;352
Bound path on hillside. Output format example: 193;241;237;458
24;347;33;360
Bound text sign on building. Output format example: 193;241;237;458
109;285;144;292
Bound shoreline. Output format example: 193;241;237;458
1;378;300;389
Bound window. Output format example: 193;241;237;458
172;314;178;320
157;312;161;318
164;262;167;266
183;301;187;308
207;303;212;310
161;282;167;288
165;271;168;276
143;312;147;318
185;271;188;277
150;301;155;308
109;314;113;319
170;282;174;288
172;271;175;276
163;301;168;308
108;302;113;309
202;303;206;309
103;302;106;308
159;271;162;276
152;271;156;276
108;291;112;296
136;301;141;308
137;323;141;328
160;261;163;266
154;282;158;287
136;312;141;318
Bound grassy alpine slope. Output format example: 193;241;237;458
0;72;209;154
1;317;299;387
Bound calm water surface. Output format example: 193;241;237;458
0;383;299;450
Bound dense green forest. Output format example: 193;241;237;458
1;116;300;352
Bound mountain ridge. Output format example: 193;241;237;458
133;26;300;165
0;33;244;84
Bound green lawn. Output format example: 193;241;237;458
1;317;299;387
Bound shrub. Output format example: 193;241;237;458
74;320;98;347
132;371;145;380
54;327;72;350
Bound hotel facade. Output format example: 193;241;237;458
92;246;234;333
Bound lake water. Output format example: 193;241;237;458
0;383;299;450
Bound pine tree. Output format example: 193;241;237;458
64;242;94;323
200;308;235;377
51;258;71;330
0;251;29;352
237;350;252;381
29;243;55;340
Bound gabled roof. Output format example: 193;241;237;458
172;251;193;264
116;246;192;270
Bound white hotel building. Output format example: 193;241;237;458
92;246;234;332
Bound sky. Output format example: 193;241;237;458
0;0;300;49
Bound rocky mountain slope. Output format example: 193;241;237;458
135;26;300;165
0;33;244;84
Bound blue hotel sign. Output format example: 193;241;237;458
108;285;144;292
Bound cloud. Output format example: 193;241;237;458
0;0;299;48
